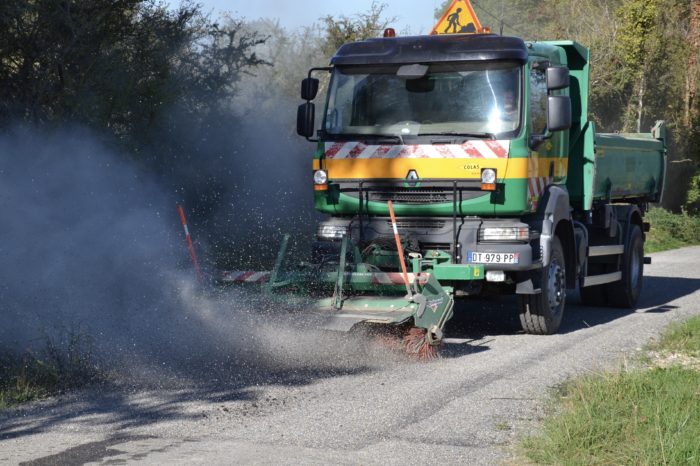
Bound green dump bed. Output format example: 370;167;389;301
593;125;666;203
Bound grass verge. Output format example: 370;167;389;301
0;329;103;411
645;207;700;253
521;315;700;465
652;314;700;357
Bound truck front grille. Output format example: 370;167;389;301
369;189;449;204
345;187;486;205
421;242;455;252
387;219;446;230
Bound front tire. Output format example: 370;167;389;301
519;236;566;335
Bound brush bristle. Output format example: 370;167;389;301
402;327;439;361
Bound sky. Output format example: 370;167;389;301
185;0;445;34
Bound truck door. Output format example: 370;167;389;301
528;61;567;210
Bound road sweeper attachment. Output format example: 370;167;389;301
221;202;485;359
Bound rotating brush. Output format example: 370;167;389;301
402;327;439;361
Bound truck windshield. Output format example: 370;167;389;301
323;61;522;140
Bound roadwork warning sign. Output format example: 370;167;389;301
431;0;482;35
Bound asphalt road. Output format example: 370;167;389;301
2;246;700;465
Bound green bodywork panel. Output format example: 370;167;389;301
309;272;454;332
593;128;665;202
411;249;484;280
432;264;484;281
544;41;594;210
567;121;596;210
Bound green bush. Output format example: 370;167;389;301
0;329;103;410
654;315;700;357
645;207;700;253
685;170;700;215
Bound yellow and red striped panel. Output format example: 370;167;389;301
324;140;509;159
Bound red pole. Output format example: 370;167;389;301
387;201;412;297
177;205;204;283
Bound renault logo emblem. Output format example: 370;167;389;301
406;170;419;181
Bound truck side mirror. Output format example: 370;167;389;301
297;102;315;138
301;78;319;101
547;96;571;132
546;67;569;91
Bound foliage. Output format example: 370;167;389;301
0;329;103;410
645;207;700;253
685;170;700;214
655;315;700;357
318;1;395;56
613;0;682;132
616;0;658;73
237;19;328;108
0;0;268;150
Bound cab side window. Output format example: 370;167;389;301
529;65;547;135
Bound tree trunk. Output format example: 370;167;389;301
685;0;700;127
636;73;646;133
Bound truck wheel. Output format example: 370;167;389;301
518;236;566;335
606;225;644;308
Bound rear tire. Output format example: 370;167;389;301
518;236;566;335
606;225;644;308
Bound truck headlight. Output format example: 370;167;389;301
481;168;497;191
317;222;348;240
479;226;529;242
314;170;328;185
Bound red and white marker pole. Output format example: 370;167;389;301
177;205;204;283
387;200;412;297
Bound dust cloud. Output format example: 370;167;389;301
0;126;392;389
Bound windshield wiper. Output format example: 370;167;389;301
323;133;404;144
417;132;497;140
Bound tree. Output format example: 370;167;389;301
685;0;700;127
318;1;396;56
0;0;268;149
615;0;661;132
236;19;327;109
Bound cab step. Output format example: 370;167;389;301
581;271;622;287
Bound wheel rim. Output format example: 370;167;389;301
547;259;565;314
630;242;641;289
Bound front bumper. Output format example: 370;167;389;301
321;216;541;272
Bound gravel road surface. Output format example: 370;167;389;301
2;246;700;465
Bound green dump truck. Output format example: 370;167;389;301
224;34;666;357
290;33;666;342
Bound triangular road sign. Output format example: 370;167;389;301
431;0;482;35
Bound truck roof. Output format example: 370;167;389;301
331;34;528;66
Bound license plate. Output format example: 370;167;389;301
467;252;520;264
